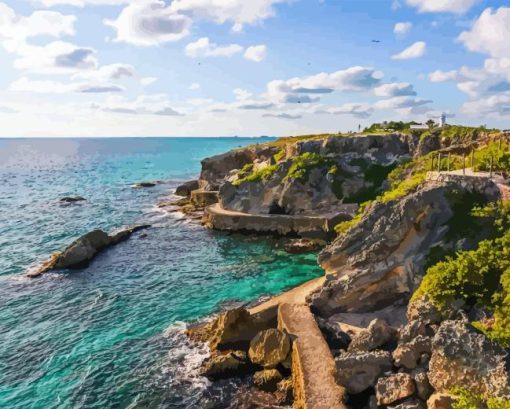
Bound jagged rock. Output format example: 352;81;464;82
200;350;250;380
203;308;270;351
393;336;432;369
407;296;442;325
109;225;151;245
348;318;397;352
427;393;458;409
335;350;393;394
376;373;416;406
310;184;466;316
315;317;351;351
412;369;433;401
60;196;86;203
399;320;428;343
253;369;283;392
248;329;291;369
54;230;111;269
190;190;219;207
175;180;199;197
283;238;324;254
389;398;426;409
428;320;510;399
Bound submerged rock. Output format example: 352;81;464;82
60;196;86;203
283;238;325;254
248;329;291;369
428;320;510;399
133;181;157;188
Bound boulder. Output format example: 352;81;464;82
407;296;442;325
253;369;283;392
284;239;324;254
175;180;199;197
109;225;151;245
399;320;428;343
190;190;219;207
389;399;426;409
200;350;250;380
427;393;458;409
412;369;433;401
335;350;393;394
133;182;157;188
54;230;111;269
376;373;416;406
348;318;397;352
428;320;510;399
315;317;351;351
393;336;432;369
311;184;460;316
276;378;293;405
248;329;291;369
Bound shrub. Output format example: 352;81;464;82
474;141;510;172
451;388;510;409
334;201;373;235
237;163;254;178
285;152;333;181
273;148;286;163
233;164;279;186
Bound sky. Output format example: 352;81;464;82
1;0;510;137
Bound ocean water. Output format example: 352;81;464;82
0;138;324;409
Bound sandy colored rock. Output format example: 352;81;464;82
253;369;283;392
248;329;291;369
412;369;433;401
393;336;432;369
427;393;458;409
389;399;426;409
348;318;397;352
335;350;393;394
200;350;249;380
376;373;416;406
175;180;199;197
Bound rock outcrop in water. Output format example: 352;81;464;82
27;225;150;278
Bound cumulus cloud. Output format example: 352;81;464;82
394;22;412;35
458;7;510;59
429;69;459;82
37;0;127;6
238;102;275;110
244;45;267;62
262;113;302;119
405;0;478;14
185;37;243;58
374;82;416;97
234;88;253;100
392;41;427;60
267;66;383;103
72;63;135;82
92;94;183;116
105;1;191;46
189;82;201;90
10;77;124;94
374;96;432;110
316;103;374;118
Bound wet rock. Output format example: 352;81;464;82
412;369;433;401
376;373;416;406
248;329;291;369
283;239;324;254
253;369;283;392
200;350;250;380
175;180;199;197
190;190;219;207
393;336;432;370
389;398;426;409
60;196;86;203
335;350;393;394
348;318;397;352
428;320;510;399
109;225;151;245
54;230;111;269
133;181;157;188
427;393;458;409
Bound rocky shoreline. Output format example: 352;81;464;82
171;128;510;408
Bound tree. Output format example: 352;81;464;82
426;119;436;129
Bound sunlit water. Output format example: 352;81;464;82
0;138;323;409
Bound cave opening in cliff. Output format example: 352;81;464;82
268;201;289;215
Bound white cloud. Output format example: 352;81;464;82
141;77;158;86
10;77;124;94
72;63;136;81
429;69;458;82
104;0;191;46
92;94;183;116
374;96;432;110
392;41;426;60
394;22;412;35
189;82;201;90
262;112;302;119
316;103;374;118
185;37;243;58
458;7;510;59
405;0;478;14
234;88;252;100
0;3;76;40
374;82;416;97
267;66;384;103
461;92;510;116
244;45;267;62
37;0;127;6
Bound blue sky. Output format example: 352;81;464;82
0;0;509;137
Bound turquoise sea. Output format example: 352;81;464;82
0;138;323;409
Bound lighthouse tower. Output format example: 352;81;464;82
439;113;447;128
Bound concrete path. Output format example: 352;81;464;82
278;303;346;409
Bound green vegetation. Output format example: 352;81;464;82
273;148;286;163
363;121;418;134
474;141;510;172
286;152;334;181
451;388;510;409
334;201;373;235
413;201;510;347
344;162;398;204
233;164;279;186
237;163;254;178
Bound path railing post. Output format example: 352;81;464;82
438;153;442;173
447;153;451;172
471;150;475;169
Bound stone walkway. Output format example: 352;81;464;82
278;303;346;409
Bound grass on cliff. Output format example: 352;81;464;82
233;164;279;186
473;141;510;172
413;201;510;348
286;152;334;180
451;388;510;409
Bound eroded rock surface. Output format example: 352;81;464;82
248;329;291;369
376;373;416;405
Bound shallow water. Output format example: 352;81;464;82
0;138;323;408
